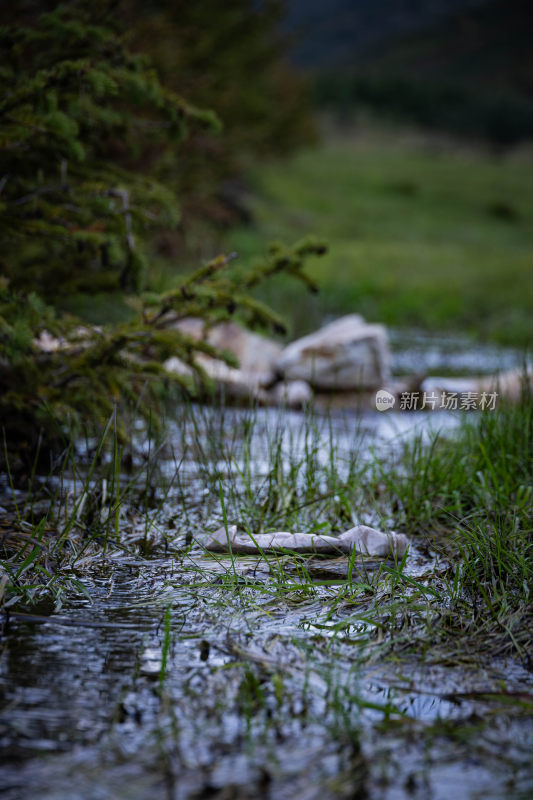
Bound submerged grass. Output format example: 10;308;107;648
1;390;532;798
1;382;531;666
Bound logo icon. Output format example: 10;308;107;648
375;389;396;412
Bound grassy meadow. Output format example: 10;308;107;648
223;123;533;345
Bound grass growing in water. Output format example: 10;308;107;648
365;380;533;661
2;392;532;798
1;385;531;665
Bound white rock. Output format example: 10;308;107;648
269;379;313;407
165;320;313;407
33;326;101;353
34;330;64;352
422;367;533;402
276;314;391;390
198;524;408;558
174;318;281;376
165;318;285;403
164;355;270;404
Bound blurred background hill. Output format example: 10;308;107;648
284;0;491;69
285;0;533;145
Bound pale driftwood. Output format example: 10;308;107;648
198;524;409;558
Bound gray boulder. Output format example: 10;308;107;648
276;314;390;390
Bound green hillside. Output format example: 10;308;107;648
223;124;533;346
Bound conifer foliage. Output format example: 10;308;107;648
0;0;217;298
124;0;316;231
0;1;325;457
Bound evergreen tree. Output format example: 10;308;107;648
124;0;316;236
0;1;325;459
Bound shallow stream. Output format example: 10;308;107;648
1;335;532;799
